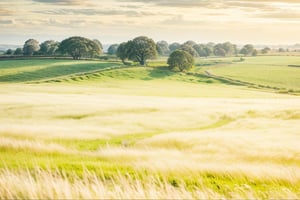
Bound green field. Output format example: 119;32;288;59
197;56;300;93
0;59;121;82
0;57;300;199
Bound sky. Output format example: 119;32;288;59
1;0;300;45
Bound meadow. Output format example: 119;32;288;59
0;56;300;199
200;56;300;92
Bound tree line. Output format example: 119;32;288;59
3;35;274;72
113;39;262;59
3;35;270;59
4;37;104;59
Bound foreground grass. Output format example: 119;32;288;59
1;168;299;199
1;85;299;198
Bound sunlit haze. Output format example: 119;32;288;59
1;0;300;45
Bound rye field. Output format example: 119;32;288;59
0;56;300;199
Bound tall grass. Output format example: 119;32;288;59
0;168;298;199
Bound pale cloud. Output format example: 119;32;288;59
258;12;300;20
117;0;300;11
241;0;300;3
0;19;14;24
161;15;207;26
117;0;220;8
0;8;13;16
45;19;87;27
34;8;155;17
32;0;88;5
0;0;300;44
118;0;300;5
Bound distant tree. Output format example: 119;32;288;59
183;40;197;47
212;42;236;57
182;40;199;57
193;44;211;57
5;49;13;55
107;44;119;55
169;42;181;52
23;39;40;56
58;36;101;59
214;48;226;57
213;44;226;57
207;42;215;48
233;44;238;56
14;48;23;55
126;36;157;65
204;46;213;57
156;40;170;56
222;42;236;56
167;50;194;72
240;44;255;56
278;48;285;52
180;44;198;57
116;42;129;64
40;40;59;55
192;44;205;57
261;47;270;54
252;49;258;56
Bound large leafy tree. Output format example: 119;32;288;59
93;39;103;53
23;39;40;56
167;50;194;72
116;42;129;64
40;40;59;55
59;36;101;60
126;36;157;65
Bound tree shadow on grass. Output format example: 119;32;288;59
142;67;176;81
0;62;117;83
0;60;62;70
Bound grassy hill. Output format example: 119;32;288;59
0;59;122;82
0;56;300;198
1;56;299;96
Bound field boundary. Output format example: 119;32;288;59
201;70;300;95
288;65;300;68
30;65;140;83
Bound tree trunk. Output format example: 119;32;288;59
140;59;145;65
